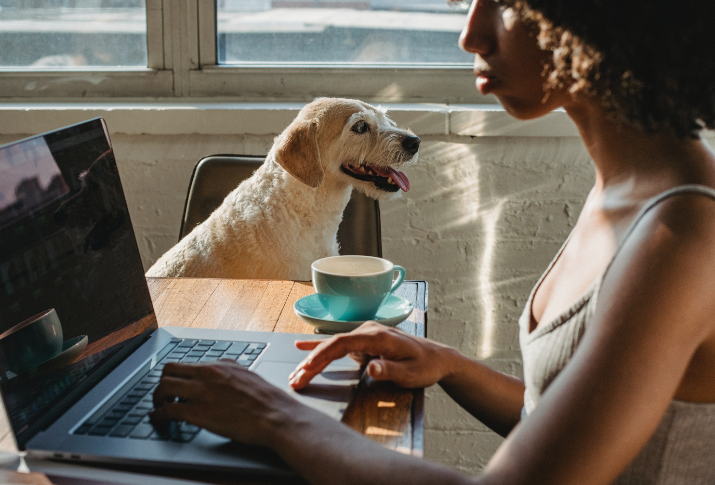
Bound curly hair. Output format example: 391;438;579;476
494;0;715;138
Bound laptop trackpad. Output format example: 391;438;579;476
253;362;360;420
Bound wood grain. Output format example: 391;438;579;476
245;280;295;332
146;277;172;301
342;377;414;454
0;470;56;485
191;280;267;330
151;278;220;328
273;281;315;334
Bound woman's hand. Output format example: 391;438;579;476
150;360;308;448
289;321;458;390
150;355;473;485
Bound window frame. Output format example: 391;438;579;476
0;0;481;104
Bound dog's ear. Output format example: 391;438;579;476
273;119;324;188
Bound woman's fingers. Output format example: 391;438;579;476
150;401;193;423
290;334;397;389
151;360;304;447
308;332;391;367
367;359;417;388
153;375;201;407
162;362;201;378
347;352;372;365
289;339;356;388
294;340;321;350
290;322;421;389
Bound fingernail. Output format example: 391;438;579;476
370;361;382;376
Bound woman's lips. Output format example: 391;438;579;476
476;74;498;95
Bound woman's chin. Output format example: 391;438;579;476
498;96;561;121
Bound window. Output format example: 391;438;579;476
0;0;147;68
0;0;481;103
217;1;471;66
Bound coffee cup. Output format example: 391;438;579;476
311;256;406;321
0;309;63;376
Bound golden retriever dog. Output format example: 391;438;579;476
146;98;419;281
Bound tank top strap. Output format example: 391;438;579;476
603;184;715;277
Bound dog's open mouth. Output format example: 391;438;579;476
340;163;410;192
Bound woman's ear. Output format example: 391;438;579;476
273;119;324;188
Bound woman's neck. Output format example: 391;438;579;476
564;99;715;199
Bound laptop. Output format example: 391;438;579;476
0;118;360;476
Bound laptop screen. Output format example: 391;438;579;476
0;118;157;447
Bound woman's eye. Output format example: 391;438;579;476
351;120;369;134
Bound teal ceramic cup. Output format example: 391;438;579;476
312;256;406;321
0;309;63;376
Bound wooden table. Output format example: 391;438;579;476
0;278;428;484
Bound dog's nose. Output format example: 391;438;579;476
402;135;421;155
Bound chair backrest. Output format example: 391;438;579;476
179;155;382;257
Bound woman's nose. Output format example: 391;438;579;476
458;0;496;56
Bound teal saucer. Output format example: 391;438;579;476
294;294;413;334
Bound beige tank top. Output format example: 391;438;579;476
518;185;715;485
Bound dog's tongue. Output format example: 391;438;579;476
371;166;410;192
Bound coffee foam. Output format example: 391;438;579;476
316;259;388;275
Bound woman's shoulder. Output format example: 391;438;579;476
643;185;715;242
605;184;715;284
605;184;715;335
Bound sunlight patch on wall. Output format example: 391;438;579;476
427;143;504;358
417;142;507;360
477;199;505;359
426;143;483;233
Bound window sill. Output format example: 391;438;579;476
0;101;585;138
0;70;173;98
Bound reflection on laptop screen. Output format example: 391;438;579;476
0;119;157;444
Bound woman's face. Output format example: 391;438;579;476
459;0;569;119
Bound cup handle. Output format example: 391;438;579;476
390;265;406;294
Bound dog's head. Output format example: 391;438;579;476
271;98;419;199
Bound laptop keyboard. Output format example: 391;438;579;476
72;338;267;442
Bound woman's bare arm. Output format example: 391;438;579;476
438;354;525;437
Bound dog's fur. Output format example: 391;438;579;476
146;98;419;281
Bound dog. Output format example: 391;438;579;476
146;97;420;281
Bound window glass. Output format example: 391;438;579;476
217;0;472;66
0;0;147;68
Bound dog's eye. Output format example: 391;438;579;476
351;120;369;134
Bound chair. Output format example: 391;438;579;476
179;155;382;257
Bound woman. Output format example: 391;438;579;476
151;1;715;483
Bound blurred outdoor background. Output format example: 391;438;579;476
0;0;472;67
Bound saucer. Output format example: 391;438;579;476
294;294;413;334
37;335;89;373
10;335;88;380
